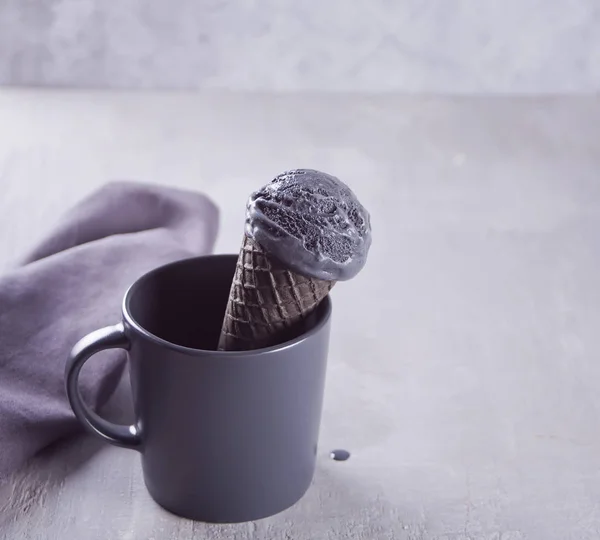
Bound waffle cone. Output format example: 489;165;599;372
218;235;334;351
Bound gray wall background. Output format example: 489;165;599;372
1;0;599;92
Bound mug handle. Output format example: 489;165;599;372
65;323;141;449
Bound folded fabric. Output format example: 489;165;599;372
0;181;219;479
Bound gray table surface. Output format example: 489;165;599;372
0;91;599;540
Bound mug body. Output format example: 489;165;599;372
122;254;331;522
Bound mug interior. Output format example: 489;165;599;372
124;254;329;351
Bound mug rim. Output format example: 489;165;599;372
122;254;332;357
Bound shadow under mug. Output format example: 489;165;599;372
65;254;332;523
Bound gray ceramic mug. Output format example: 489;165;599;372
65;254;332;523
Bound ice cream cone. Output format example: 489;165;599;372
218;235;334;351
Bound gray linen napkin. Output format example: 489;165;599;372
0;181;219;478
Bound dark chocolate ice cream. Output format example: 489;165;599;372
219;169;372;351
245;169;372;281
